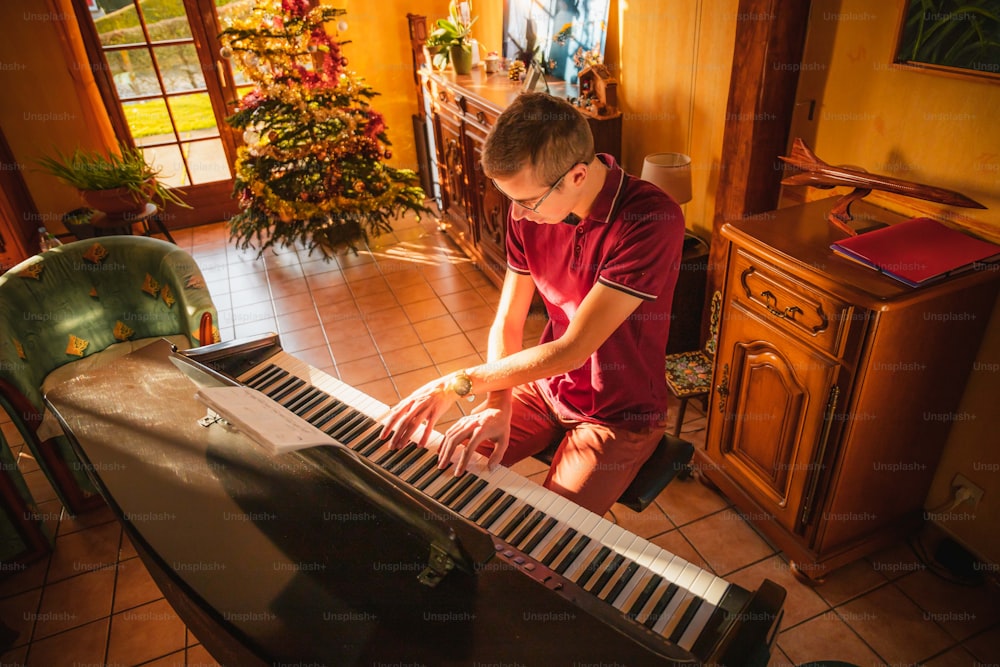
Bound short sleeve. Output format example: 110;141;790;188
597;194;684;300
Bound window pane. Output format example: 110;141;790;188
144;7;194;42
183;139;232;184
93;2;145;48
167;93;219;136
125;98;175;143
141;144;189;188
107;47;161;100
154;44;206;94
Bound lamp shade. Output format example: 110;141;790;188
641;153;693;204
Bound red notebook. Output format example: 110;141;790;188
831;217;1000;287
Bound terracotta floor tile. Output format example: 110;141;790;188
354;377;399;407
451;305;497;330
389;367;446;400
438;289;488;313
963;623;1000;662
329;333;379;365
23;617;109;667
838;583;955;664
46;520;120;584
647;529;712;572
680;508;777;576
141;647;188;666
33;566;115;639
0;587;41;649
413;314;462;342
279;326;328;353
392;282;438;306
271;292;316;317
726;555;831;630
106;598;186;667
292;345;335;373
777;611;884;666
923;645;984;667
894;567;1000;641
307;272;350;293
369;322;421;354
401;297;449;323
653;475;729;527
233;316;280;339
383;268;428;291
0;556;49;599
337;356;389;387
607;501;675;539
423;333;477;365
354;288;401;315
277;307;321;334
381;344;434;376
812;556;889;608
113;557;163;613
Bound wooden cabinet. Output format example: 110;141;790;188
699;199;1000;581
416;68;622;287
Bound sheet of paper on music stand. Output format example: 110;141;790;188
195;385;336;454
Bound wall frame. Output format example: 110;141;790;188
893;0;1000;81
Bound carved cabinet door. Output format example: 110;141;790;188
463;117;509;278
707;300;845;539
432;107;470;234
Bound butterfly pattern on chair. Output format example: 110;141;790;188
664;290;722;436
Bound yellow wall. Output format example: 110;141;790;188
793;0;1000;564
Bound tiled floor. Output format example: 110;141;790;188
2;212;999;666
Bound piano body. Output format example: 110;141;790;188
44;335;785;667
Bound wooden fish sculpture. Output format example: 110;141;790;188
779;138;986;235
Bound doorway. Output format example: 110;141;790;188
75;0;252;227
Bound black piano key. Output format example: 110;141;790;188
288;389;327;416
440;473;479;507
451;479;488;513
278;385;314;411
553;535;591;574
602;561;640;603
376;443;414;467
403;457;440;486
357;431;388;457
312;402;349;429
540;528;577;566
575;547;612;588
328;412;369;440
243;364;285;387
430;474;465;501
467;489;505;522
266;377;304;401
588;553;625;593
508;510;545;548
626;574;664;619
477;494;516;529
337;415;379;446
496;504;535;541
521;517;557;554
643;583;679;629
389;447;437;477
415;466;448;492
667;597;704;643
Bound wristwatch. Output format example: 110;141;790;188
448;369;474;398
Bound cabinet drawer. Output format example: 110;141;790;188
465;97;500;129
729;248;861;358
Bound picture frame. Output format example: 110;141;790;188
522;60;549;93
893;0;1000;81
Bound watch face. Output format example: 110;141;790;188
452;372;472;396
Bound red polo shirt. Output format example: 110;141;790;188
506;154;685;429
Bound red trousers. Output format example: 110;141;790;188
482;382;665;516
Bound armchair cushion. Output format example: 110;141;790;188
0;236;218;513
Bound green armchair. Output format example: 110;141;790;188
0;236;218;515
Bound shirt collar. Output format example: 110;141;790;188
585;153;627;225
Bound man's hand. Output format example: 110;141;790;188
438;400;512;476
379;376;454;451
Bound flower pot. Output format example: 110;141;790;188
449;44;473;75
80;186;148;218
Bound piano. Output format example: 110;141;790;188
46;335;785;667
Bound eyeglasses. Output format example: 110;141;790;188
492;161;585;213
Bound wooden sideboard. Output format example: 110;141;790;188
699;199;1000;581
414;67;622;288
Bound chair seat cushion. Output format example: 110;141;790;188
37;334;192;441
664;350;713;397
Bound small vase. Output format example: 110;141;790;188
450;44;473;75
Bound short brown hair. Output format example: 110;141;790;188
482;92;594;185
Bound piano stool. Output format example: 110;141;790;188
532;433;695;512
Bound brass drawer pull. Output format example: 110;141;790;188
761;290;803;320
476;111;487;124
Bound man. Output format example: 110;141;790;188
381;92;684;515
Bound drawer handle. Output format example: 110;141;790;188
716;363;730;414
476;111;487;124
761;290;803;320
439;91;448;102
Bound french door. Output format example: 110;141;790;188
74;0;251;227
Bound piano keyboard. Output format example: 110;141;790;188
225;348;768;662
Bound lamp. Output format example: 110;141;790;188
641;153;693;205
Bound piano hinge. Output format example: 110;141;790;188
417;541;456;588
198;409;225;428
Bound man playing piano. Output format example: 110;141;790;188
381;91;684;516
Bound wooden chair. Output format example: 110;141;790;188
663;290;722;436
0;236;218;514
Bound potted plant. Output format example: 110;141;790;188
37;144;189;217
426;0;477;74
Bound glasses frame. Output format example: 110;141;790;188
491;161;585;213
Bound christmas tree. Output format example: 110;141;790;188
219;0;426;257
